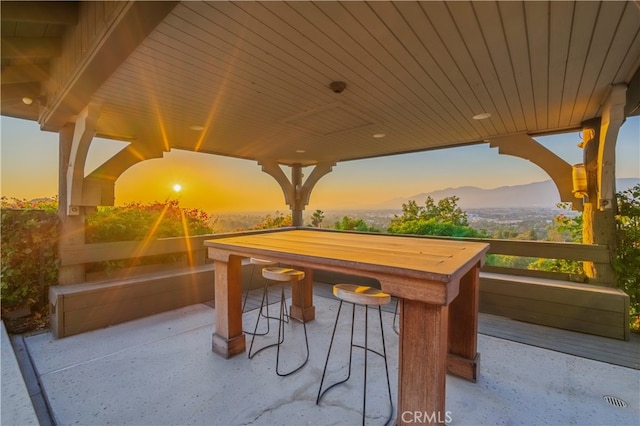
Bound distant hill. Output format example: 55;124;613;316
377;178;640;209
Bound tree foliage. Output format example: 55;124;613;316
252;211;292;229
333;216;380;232
310;209;325;227
1;197;59;307
387;196;485;237
86;199;214;242
614;184;640;328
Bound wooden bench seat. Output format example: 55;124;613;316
479;272;630;340
49;264;215;338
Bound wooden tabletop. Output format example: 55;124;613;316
205;229;489;303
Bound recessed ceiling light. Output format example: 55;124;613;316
296;149;306;153
189;125;204;131
372;133;386;138
472;112;491;120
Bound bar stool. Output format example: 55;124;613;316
248;266;309;376
242;258;285;335
316;284;393;425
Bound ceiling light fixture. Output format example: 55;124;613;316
189;125;205;131
372;133;386;138
22;95;46;106
472;112;491;120
296;149;306;153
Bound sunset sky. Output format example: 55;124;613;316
1;115;638;213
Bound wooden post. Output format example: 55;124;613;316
259;160;334;227
289;267;315;322
447;263;481;381
398;299;449;425
57;124;85;285
581;120;616;286
291;164;304;226
212;256;246;358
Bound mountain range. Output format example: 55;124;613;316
376;178;640;209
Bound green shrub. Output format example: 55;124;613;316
614;184;640;331
1;197;59;307
333;216;380;232
84;199;216;274
85;199;214;242
251;211;292;229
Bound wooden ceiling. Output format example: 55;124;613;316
2;1;639;166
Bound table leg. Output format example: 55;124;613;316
288;267;315;322
397;299;449;425
212;257;246;358
447;262;481;381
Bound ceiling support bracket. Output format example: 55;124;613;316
260;161;335;226
84;143;165;206
65;104;100;215
489;133;578;210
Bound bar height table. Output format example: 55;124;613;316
205;229;489;425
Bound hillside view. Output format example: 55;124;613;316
212;178;639;234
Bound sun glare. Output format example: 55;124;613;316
173;183;182;192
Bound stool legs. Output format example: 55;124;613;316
316;301;393;425
243;267;289;336
248;281;309;377
275;285;309;376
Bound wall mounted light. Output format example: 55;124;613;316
572;163;588;198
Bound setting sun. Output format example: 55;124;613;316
173;184;182;192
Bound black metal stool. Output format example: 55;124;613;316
316;284;393;425
248;266;309;376
242;258;285;335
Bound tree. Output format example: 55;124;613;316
310;209;325;228
387;196;483;237
252;211;292;229
333;216;379;232
614;184;640;331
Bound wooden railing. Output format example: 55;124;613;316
52;227;628;340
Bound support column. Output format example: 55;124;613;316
57;124;85;285
580;85;626;286
65;104;99;215
291;164;304;226
259;160;335;227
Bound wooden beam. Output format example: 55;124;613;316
86;143;164;182
260;160;295;206
1;37;61;58
42;1;178;130
299;161;335;206
1;1;78;25
489;133;579;209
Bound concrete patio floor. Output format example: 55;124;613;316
5;291;640;425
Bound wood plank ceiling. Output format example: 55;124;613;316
2;1;639;166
